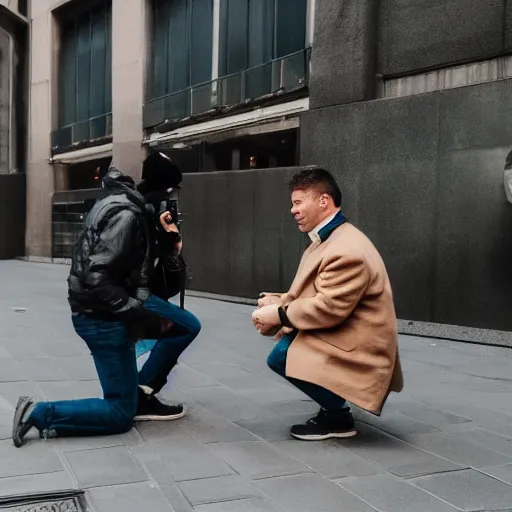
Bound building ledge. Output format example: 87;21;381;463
49;142;113;165
0;4;28;28
144;97;309;147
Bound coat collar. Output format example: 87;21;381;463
309;211;347;243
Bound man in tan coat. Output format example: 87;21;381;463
252;168;403;441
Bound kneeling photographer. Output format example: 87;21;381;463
12;152;201;447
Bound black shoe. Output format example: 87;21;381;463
135;387;186;422
290;408;357;441
12;396;35;448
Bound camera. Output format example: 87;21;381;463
159;187;182;228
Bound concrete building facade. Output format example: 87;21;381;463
4;0;512;331
24;0;312;259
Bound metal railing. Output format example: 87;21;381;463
144;48;311;129
51;112;112;152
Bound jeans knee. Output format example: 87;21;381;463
186;313;201;339
267;351;283;375
115;417;134;434
110;402;136;433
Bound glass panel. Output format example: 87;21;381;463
168;0;190;93
275;0;307;58
58;2;111;135
220;0;248;75
151;0;170;98
59;20;77;127
246;0;274;99
75;10;92;123
190;0;213;86
105;4;112;113
89;5;107;118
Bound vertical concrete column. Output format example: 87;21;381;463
309;0;380;109
53;162;69;192
25;3;54;257
111;0;148;180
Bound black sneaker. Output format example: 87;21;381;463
290;408;357;441
12;396;35;448
135;388;186;422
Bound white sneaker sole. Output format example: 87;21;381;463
291;429;358;441
134;409;187;422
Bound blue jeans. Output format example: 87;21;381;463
30;295;201;437
267;333;348;411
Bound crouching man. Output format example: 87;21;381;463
252;168;403;441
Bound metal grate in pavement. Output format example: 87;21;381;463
0;491;86;512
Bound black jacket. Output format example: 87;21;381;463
68;167;161;333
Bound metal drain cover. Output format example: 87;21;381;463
2;498;81;512
0;491;86;512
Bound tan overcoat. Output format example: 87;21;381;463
276;222;403;415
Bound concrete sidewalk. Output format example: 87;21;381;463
1;261;512;512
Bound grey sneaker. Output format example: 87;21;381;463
12;396;35;448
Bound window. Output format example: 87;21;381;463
144;0;309;129
52;2;112;152
218;0;307;103
148;0;213;109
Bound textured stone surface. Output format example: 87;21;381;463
413;469;512;511
178;475;261;506
0;472;77;498
2;261;512;512
207;441;310;480
301;79;512;332
255;474;375;512
274;440;386;479
87;482;174;512
402;432;512;468
132;436;234;482
194;498;283;512
0;439;63;478
65;446;148;489
337;474;458;511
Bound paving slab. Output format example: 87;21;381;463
0;358;28;382
143;461;194;512
344;423;464;477
36;379;102;401
274;439;387;479
0;471;77;498
403;431;512;468
254;473;376;512
48;428;143;453
235;414;295;442
413;469;512;511
64;446;148;489
131;437;235;482
455;429;512;458
176;402;259;444
0;438;63;478
194;497;284;512
87;482;175;512
479;463;512;486
17;358;72;382
0;394;14;440
337;474;458;512
177;475;262;506
207;441;311;480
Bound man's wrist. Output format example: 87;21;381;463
278;305;294;328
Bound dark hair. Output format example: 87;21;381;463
141;152;183;192
289;167;342;207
